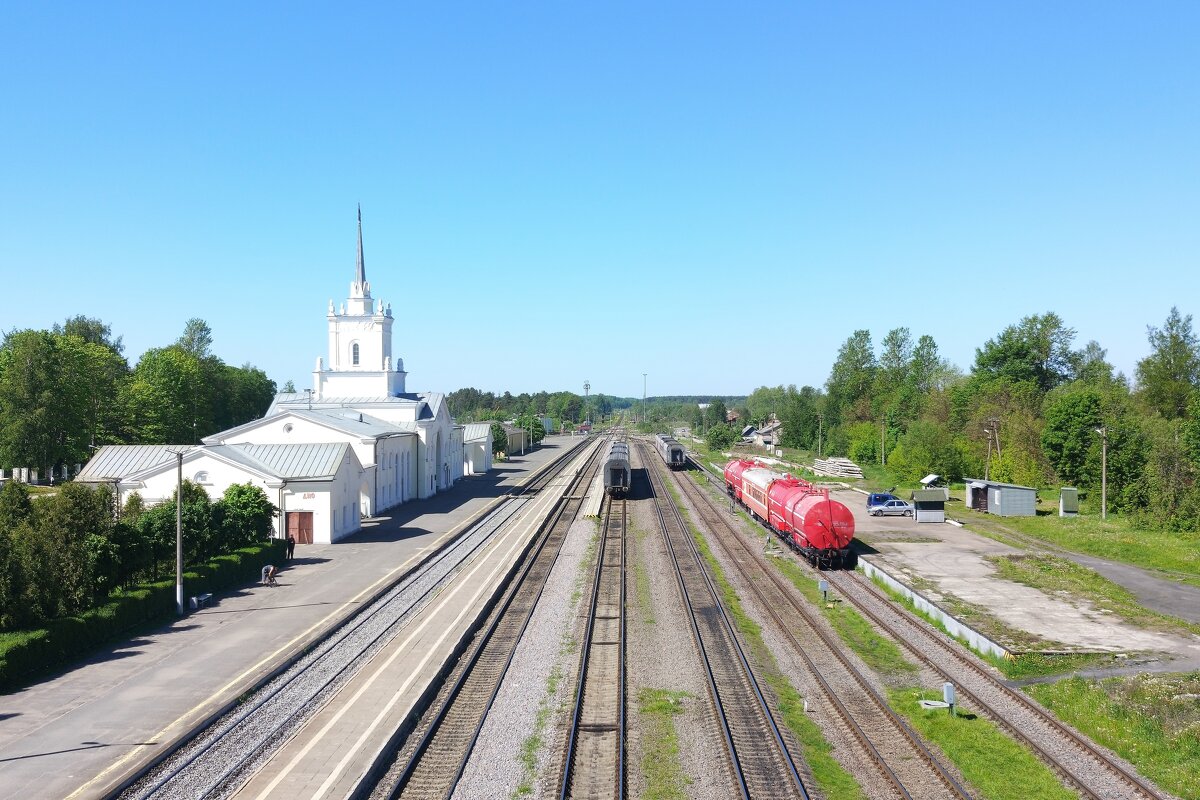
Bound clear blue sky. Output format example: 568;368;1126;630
3;2;1198;400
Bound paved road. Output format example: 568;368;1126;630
0;437;584;800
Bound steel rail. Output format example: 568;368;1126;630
641;442;809;800
672;459;972;800
381;437;608;800
558;494;627;799
122;496;532;800
830;570;1166;800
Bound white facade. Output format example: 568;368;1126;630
78;209;478;545
202;409;418;517
79;443;365;544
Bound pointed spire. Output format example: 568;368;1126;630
355;203;367;287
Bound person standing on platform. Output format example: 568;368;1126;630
286;534;296;560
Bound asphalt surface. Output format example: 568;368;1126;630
0;436;585;800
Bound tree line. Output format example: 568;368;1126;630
0;479;276;631
730;308;1200;530
0;316;276;478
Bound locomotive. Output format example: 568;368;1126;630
655;433;687;470
723;458;855;568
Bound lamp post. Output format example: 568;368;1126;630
167;447;189;615
1095;426;1108;520
584;380;590;427
817;413;824;458
642;373;647;426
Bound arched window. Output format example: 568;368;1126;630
193;471;209;483
351;343;360;366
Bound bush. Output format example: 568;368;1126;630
0;539;284;691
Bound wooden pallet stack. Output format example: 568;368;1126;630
811;457;864;479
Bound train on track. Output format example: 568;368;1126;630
603;439;631;497
654;433;687;469
723;458;856;568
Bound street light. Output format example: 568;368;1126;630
1095;426;1108;520
167;446;189;615
642;373;647;426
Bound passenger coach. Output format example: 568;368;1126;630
603;439;631;497
655;433;687;470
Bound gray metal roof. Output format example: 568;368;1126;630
208;443;352;480
965;478;1037;491
463;423;492;443
77;445;188;481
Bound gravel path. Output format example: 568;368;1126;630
625;450;732;800
451;515;598;800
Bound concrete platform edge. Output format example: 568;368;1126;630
857;556;1014;661
347;487;569;800
95;443;580;800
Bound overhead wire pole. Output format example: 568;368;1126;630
642;373;647;426
1096;425;1108;520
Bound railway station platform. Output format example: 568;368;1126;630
0;436;585;800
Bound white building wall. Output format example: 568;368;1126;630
213;415;377;469
129;453;278;507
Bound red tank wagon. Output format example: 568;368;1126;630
723;458;856;568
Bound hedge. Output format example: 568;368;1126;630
0;539;285;692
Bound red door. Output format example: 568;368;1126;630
287;511;314;544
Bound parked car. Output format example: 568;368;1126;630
870;498;914;517
866;492;901;509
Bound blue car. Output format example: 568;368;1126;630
866;492;900;510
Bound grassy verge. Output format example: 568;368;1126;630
769;554;920;684
988;553;1200;636
949;497;1200;589
1026;671;1200;799
889;687;1077;800
513;664;561;797
664;478;864;799
637;688;692;800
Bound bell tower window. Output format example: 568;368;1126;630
352;343;360;366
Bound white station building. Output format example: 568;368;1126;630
79;210;486;545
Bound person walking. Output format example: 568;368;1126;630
286;534;296;560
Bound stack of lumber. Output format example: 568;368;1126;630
811;457;864;478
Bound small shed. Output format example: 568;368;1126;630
964;478;1037;517
911;488;948;523
1059;487;1079;517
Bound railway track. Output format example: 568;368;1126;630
640;442;809;800
665;458;972;800
558;494;626;800
688;454;1169;799
826;568;1169;800
114;440;587;800
369;438;608;800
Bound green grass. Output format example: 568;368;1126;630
951;495;1200;587
637;688;692;800
1027;671;1200;799
889;687;1077;800
988;553;1200;637
665;480;864;799
513;662;563;797
769;554;920;683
